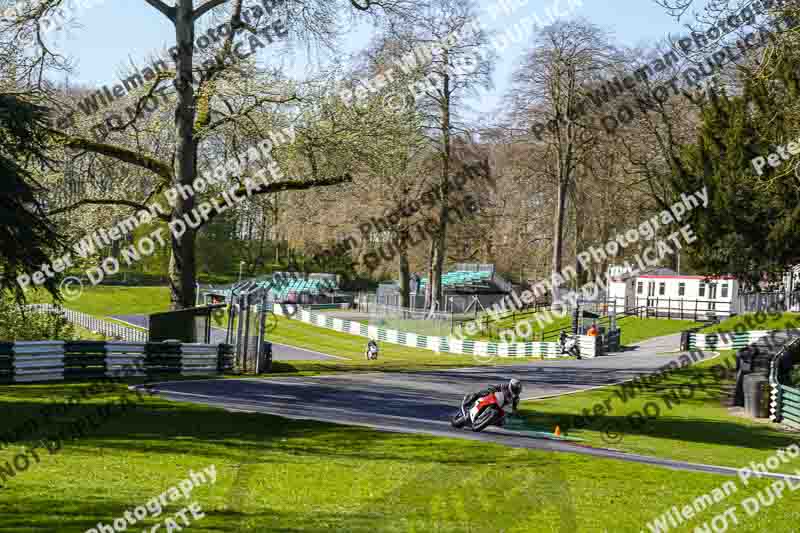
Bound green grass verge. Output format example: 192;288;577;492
71;324;108;341
701;312;800;333
30;286;696;353
460;312;699;347
28;286;171;317
518;350;799;472
262;315;554;375
227;312;698;374
457;312;574;341
2;382;799;532
618;317;702;346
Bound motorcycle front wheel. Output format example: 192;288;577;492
471;405;501;432
450;411;468;429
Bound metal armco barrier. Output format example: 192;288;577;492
0;341;234;383
26;304;149;342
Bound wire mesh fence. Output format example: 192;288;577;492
365;303;449;338
228;291;272;373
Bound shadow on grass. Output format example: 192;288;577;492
264;358;545;376
0;382;574;532
518;357;796;452
0;385;539;466
520;409;796;451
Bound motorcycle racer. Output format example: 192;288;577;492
460;378;522;426
365;339;379;360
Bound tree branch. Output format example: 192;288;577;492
100;76;173;137
202;174;352;224
198;94;300;138
350;0;372;10
143;0;177;22
46;198;154;217
46;129;174;183
193;0;231;21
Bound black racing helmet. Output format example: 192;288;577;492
509;378;522;397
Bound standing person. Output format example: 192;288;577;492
587;322;599;337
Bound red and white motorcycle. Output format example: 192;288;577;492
450;392;506;432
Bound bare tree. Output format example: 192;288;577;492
508;19;620;304
381;0;494;313
1;0;412;308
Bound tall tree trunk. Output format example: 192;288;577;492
168;0;198;309
399;242;410;309
169;229;197;308
551;179;568;305
574;192;584;291
425;238;435;309
429;58;451;314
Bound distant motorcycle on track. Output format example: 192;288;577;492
365;339;379;360
560;331;580;359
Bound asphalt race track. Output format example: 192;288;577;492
139;334;800;481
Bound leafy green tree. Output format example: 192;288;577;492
0;94;63;301
0;295;76;341
673;54;800;285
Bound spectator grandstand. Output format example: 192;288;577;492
199;272;342;305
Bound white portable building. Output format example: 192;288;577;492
608;268;738;319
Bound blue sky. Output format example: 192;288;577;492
47;0;692;115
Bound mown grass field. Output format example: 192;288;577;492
616;317;702;346
260;313;700;375
459;309;700;347
8;290;800;531
28;286;171;317
71;324;108;341
518;350;800;472
701;311;800;333
263;314;554;374
1;381;799;532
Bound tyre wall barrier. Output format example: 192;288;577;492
13;341;65;383
688;331;771;350
0;341;234;383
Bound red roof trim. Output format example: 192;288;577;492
637;275;736;280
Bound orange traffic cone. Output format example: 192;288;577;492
554;425;562;437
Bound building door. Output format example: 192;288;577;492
647;281;656;309
625;281;635;311
708;283;717;311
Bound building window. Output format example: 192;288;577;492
678;283;685;296
721;283;729;298
659;282;666;296
637;281;643;295
699;283;705;297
